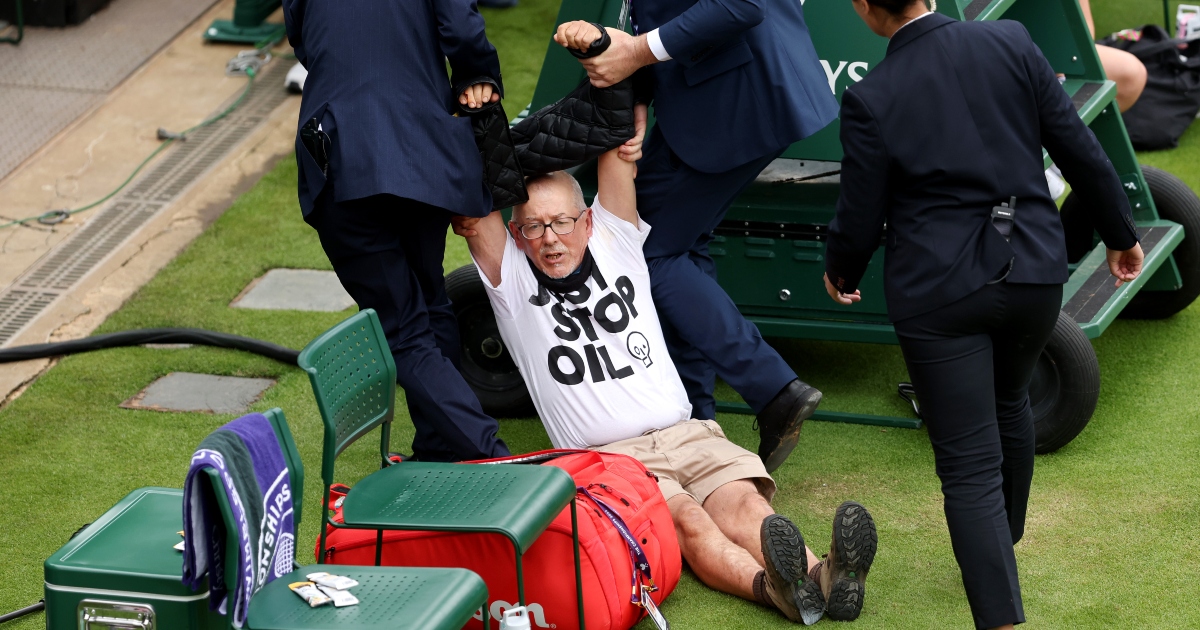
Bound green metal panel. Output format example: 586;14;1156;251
44;487;225;630
46;488;199;596
340;462;576;554
778;0;889;162
247;566;488;630
1142;256;1184;291
1004;0;1096;78
715;401;920;428
748;315;897;344
1085;103;1159;222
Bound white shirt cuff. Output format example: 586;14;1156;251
646;29;672;62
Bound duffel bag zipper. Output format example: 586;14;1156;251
588;482;639;509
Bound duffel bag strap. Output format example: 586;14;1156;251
578;487;656;602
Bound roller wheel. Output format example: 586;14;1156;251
445;264;534;417
1031;310;1100;453
1120;166;1200;319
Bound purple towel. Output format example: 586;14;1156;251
183;413;295;628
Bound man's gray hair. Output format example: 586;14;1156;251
516;171;588;217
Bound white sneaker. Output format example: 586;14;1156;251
286;62;307;94
1045;164;1066;200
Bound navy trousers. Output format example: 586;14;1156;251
306;193;510;462
636;126;796;419
893;281;1061;630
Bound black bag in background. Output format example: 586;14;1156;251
1100;25;1200;150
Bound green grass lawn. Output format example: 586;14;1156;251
2;0;1199;628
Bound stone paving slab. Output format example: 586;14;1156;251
231;269;356;312
121;371;274;414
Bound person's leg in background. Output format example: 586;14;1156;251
657;313;717;419
1096;45;1148;112
393;204;496;461
989;284;1062;543
636;127;819;470
1079;0;1146;112
894;286;1024;630
307;194;509;462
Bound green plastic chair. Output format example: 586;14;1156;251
199;407;490;629
297;309;586;628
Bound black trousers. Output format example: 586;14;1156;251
893;282;1062;629
305;194;509;462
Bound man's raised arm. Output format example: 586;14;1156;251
595;103;648;226
451;211;508;288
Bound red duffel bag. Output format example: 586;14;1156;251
316;449;682;630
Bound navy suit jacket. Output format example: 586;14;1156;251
825;13;1139;322
634;0;838;173
283;0;500;217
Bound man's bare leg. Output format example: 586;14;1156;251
667;493;760;600
667;483;827;624
702;479;822;570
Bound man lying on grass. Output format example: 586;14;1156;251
452;104;879;624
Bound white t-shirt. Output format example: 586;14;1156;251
473;199;692;449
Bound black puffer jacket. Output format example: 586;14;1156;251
510;76;636;176
471;26;644;209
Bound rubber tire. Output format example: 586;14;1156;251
1121;165;1200;319
444;264;534;417
1031;310;1100;454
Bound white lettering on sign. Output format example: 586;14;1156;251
848;61;869;82
473;601;553;628
821;59;871;93
820;59;847;93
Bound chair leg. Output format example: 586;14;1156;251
515;545;525;606
375;530;384;566
318;486;333;561
572;498;586;630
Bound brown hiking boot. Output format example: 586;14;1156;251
818;501;878;621
760;514;825;625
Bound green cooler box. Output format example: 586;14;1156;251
44;487;225;630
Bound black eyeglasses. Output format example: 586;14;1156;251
515;209;588;240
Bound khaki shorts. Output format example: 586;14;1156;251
595;419;776;505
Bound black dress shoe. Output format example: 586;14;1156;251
756;379;822;473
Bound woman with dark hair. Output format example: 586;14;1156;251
823;1;1145;628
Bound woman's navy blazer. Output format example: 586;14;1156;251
825;12;1139;322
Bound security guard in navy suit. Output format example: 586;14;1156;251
555;0;838;474
823;2;1144;628
283;0;510;462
